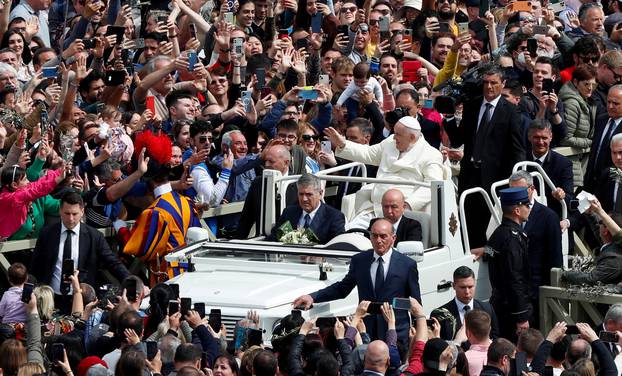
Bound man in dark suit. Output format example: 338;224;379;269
434;266;500;340
30;191;130;313
293;218;421;347
509;171;562;328
595;134;622;214
395;88;442;149
369;189;422;246
236;145;298;239
584;85;622;193
266;174;345;244
526;120;574;220
593;304;622;358
442;65;525;248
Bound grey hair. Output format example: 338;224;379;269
445;342;459;374
609;84;622;96
611;133;622;147
509;170;533;187
159;334;181;363
221;130;242;149
605;303;622;324
296;173;322;192
0;62;17;76
145;56;173;74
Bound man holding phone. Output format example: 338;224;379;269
293;218;421;348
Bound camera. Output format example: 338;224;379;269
385;107;410;126
433;63;486;105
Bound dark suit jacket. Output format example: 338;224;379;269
595;169;621;214
266;202;346;244
435;298;500;340
236;175;298;239
525;201;563;291
310;249;421;345
443;96;525;191
584;114;622;192
30;223;130;289
419;114;442;149
527;150;574;219
369;217;422;246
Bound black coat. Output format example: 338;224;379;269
443;96;525;191
584;114;622;192
524;201;563;291
369;217;422;246
435;298;500;340
595;169;622;214
266;202;346;244
526;150;574;219
30;222;130;289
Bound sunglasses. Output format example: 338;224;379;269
198;135;213;143
368;19;379;25
580;55;600;64
341;6;357;13
302;134;320;141
209;78;227;85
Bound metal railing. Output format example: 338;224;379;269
457;187;501;253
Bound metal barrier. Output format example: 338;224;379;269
539;267;622;333
457;187;501;253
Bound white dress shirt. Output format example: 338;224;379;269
476;95;502;130
455;297;474;324
370;248;392;289
297;204;321;229
532;151;548;164
51;222;81;294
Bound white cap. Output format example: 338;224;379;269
403;0;422;10
399;116;421;131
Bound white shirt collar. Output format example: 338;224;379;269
304;204;321;220
533;150;548;163
455;297;473;312
392;217;402;233
154;183;172;198
483;95;502;108
373;248;393;264
61;221;80;235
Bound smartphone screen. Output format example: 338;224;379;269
62;259;74;283
105;25;125;44
52;343;65;362
392;297;411;310
247;328;263;346
146;341;158;361
367;302;383;314
599;331;619;342
180;297;192;316
169;283;180;300
479;0;489;17
527;38;537;57
311;12;323;33
208;309;222;331
255;68;265;90
189;23;197;39
194;302;206;318
21;283;34;304
542;78;554;93
188;50;197;72
565;325;580;335
316;317;337;328
124;278;137;302
168;300;179;315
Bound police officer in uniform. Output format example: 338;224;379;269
485;187;533;340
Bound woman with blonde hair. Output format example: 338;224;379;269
34;285;55;322
17;362;45;376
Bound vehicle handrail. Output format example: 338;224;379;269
490;171;546;209
458;187;501;253
512;161;568;219
317;162;368;183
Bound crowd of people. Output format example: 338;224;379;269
0;0;620;373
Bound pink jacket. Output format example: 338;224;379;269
0;169;61;238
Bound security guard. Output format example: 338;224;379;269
485;187;533;340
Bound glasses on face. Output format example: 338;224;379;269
519;16;535;22
608;65;622;83
301;134;320;141
368;19;379;25
580;55;600;64
341;6;357;13
209;78;227;85
277;133;297;140
391;29;403;35
439;0;456;4
198;135;213;143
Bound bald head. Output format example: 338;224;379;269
567;339;591;366
382;189;406;224
264;144;291;174
364;340;390;373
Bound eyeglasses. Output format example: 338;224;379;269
277;133;297;140
391;29;404;35
209;78;227;85
368;19;379;25
301;134;320;141
607;65;622;83
341;6;357;13
438;0;456;4
520;16;536;22
198;135;213;143
580;55;600;64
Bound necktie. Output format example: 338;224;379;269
463;305;471;313
473;103;493;162
535;158;543;165
596;119;616;163
374;257;385;298
303;214;311;229
61;229;73;295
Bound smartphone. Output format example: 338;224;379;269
224;12;234;24
402;60;422;82
319;74;329;85
479;0;489;17
367;302;383;314
83;38;97;49
550;0;566;13
247;328;263;346
423;98;434;109
125;278;137;302
40;110;48;130
403;28;413;45
599;331;619;342
168;300;179;315
21;282;34;304
311;12;323;33
379;16;390;40
511;1;532;12
260;87;272;98
278;28;289;39
42;66;58;78
298;89;318;100
295;38;309;50
242;90;253;113
291;309;302;319
189;22;198;40
527;38;537;57
337;24;349;37
146;341;158;361
316;317;337;328
180;297;192;316
439;22;450;33
255;67;265;90
458;22;469;34
51;343;65;363
208;309;222;331
232;37;244;55
542;78;554;93
169;283;179;299
134;38;145;49
426;319;435;327
565;324;580;335
62;259;74;283
194;302;206;318
321;140;331;153
105;70;126;86
187;50;197;71
234;323;249;349
146;96;156;114
510;352;528;376
105;25;125;44
392;297;411;310
434;95;456;114
533;25;548;35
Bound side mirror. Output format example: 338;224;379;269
396;241;424;263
